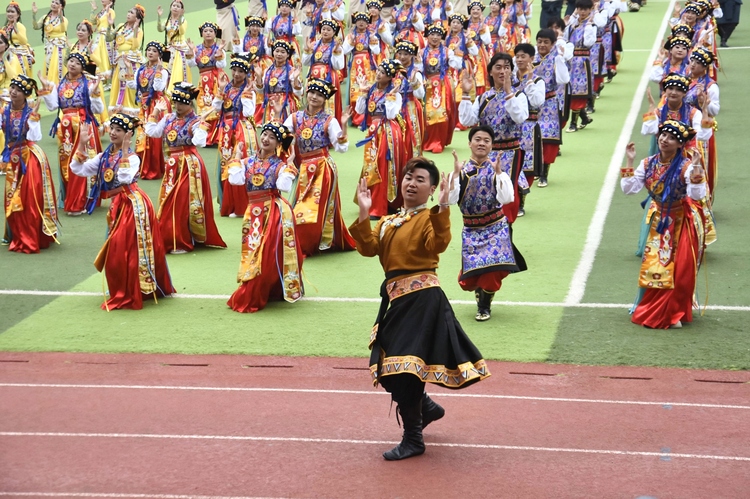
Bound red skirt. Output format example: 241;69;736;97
57;109;103;213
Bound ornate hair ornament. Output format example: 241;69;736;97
306;77;336;99
171;82;200;104
317;18;340;36
272;39;295;56
245;16;266;28
351;12;372;24
425;22;447;38
199;22;222;39
658;119;696;144
230;52;254;73
379;59;404;78
690;47;715;67
395;40;418;56
664;35;692;50
110;113;141;133
662;72;690;93
261;121;294;150
366;0;383;9
10;75;37;96
467;1;486;13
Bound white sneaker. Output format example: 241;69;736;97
228;213;239;218
670;320;683;329
170;249;188;255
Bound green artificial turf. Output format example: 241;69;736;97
1;1;748;370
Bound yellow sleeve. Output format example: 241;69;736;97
62;17;69;33
13;23;29;45
180;18;187;37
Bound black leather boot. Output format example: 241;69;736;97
566;111;579;133
538;163;550;187
475;289;495;321
383;402;425;461
422;392;445;429
580;108;594;128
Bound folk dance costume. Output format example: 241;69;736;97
108;9;145;116
445;15;480;105
367;0;395;58
70;114;175;311
421;23;457;154
215;0;242;48
497;0;529;54
2;76;59;254
284;78;355;256
685;48;720;196
649;36;691;91
144;83;227;254
39;52;104;215
5;20;35;77
157;9;191;94
513;69;546;201
31;8;67;86
349;176;490;460
189;23;228;146
268;2;302;68
621;120;708;329
484;0;504;56
395;41;425;156
641;75;712;148
0;35;22;96
533;39;570;187
344;13;383;127
129;42;170;180
458;78;530;219
449;156;525;320
415;0;446;29
563;11;596;131
392;2;426;49
90;4;115;81
464;3;493;96
226;122;304;313
303;20;345;122
304;0;345;42
212;54;259;217
69;28;110;127
587;6;608;103
238;16;273;125
259;40;302;124
355;60;408;218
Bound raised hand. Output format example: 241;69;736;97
37;70;51;92
108;9;115;25
673;2;682;17
157;6;163;18
272;100;284;117
340;105;353;126
234;142;244;161
690;153;704;183
493;149;504;175
438;172;450;207
460;69;474;95
91;0;97;11
452;149;461;177
287;147;296;166
625;142;636;162
122;130;133;152
218;70;230;89
356;177;372;220
186;38;196;53
78;123;92;150
32;2;38;14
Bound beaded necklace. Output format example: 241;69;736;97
380;203;427;238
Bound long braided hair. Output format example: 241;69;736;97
39;0;67;43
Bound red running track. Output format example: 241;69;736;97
1;352;749;498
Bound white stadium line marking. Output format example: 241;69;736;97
0;494;288;499
1;431;749;462
2;289;749;311
563;0;676;306
1;384;748;410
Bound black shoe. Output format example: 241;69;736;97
383;403;425;461
586;103;595;114
422;393;445;429
720;40;728;48
538;177;548;188
475;289;496;321
580;110;593;128
566;122;578;133
516;207;526;217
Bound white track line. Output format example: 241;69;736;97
1;384;747;409
2;431;749;462
563;0;676;306
0;495;286;499
718;46;750;50
2;289;749;311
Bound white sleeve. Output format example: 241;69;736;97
232;42;242;54
431;7;442;22
384;93;403;119
355;94;367;115
583;24;597;47
517;14;527;26
593;10;607;28
448;50;463;69
242;94;256;118
412;72;426;99
525;79;546;108
70;152;103;177
447;171;460;205
42;86;60;111
276;171;296;192
292;20;302;35
216;56;227;69
495;171;515;205
126;78;137;89
467;42;479;56
302;50;313;65
186;54;197;67
507;92;529;124
191;121;208;148
412;12;425;31
458;97;480;127
90;95;105;114
379;27;394;46
27;119;43;142
212;96;223;110
554;55;570;84
369;39;381;55
331;3;346;21
641;116;658;136
685;163;707;200
479;28;492;46
331;50;345;70
649;64;664;83
713;7;723;19
342;38;355;55
116;154;141;184
328;118;348;153
228;165;246;185
497;25;507;38
693;110;712;142
144;115;169;138
620;159;646;195
563;41;575;61
706;84;720;117
283;114;294;129
153;69;169;92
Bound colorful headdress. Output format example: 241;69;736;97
79;19;93;32
261;121;294;151
683;2;703;15
379;59;404;78
278;0;296;8
366;0;383;9
67;50;90;68
658;119;696;144
133;3;146;18
317;18;340;35
394;40;418;56
449;13;469;29
306;77;336;99
9;75;37;96
171;82;200;104
690;46;715;67
245;16;266;28
146;40;167;57
230;52;254;73
664;35;692;51
662;72;691;93
425;22;447;38
109;113;140;133
199;21;222;39
272;39;295;56
351;12;372;24
694;0;712;14
467;1;486;13
671;23;695;40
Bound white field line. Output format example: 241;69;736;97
563;0;676;306
2;288;749;311
718;46;750;50
0;495;287;499
2;431;749;462
1;384;747;409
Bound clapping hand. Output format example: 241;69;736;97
234;142;244;161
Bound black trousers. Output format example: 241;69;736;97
380;374;425;407
541;0;564;29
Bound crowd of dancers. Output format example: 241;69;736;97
0;0;725;329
